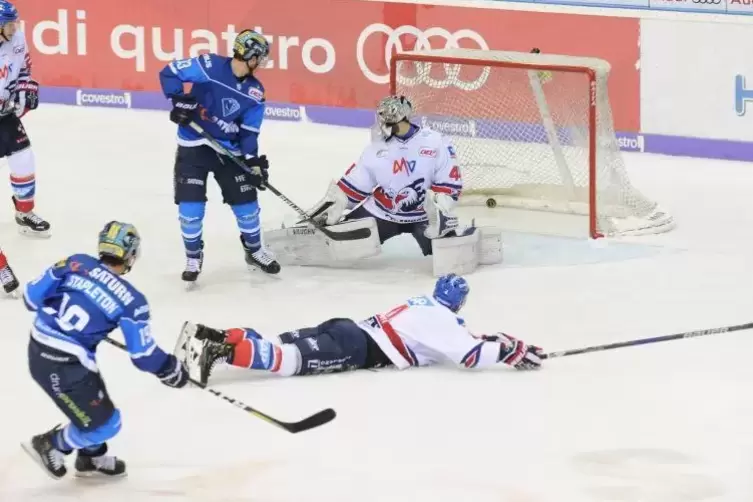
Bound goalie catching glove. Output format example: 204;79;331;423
306;181;350;225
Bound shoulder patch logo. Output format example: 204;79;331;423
248;87;264;101
221;98;241;117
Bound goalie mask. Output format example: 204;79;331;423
374;95;413;140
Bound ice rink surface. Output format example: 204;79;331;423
1;105;753;501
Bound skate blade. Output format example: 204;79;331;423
183;280;200;291
74;470;128;480
174;321;198;360
3;289;19;299
20;441;65;481
17;227;51;239
246;263;283;279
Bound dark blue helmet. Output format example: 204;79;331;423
0;1;18;24
433;274;470;313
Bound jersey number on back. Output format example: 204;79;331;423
56;293;91;332
449;166;461;181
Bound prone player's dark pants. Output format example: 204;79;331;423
28;338;117;436
278;318;392;375
345;206;433;256
173;145;258;205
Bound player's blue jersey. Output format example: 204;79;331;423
23;254;170;375
159;53;266;157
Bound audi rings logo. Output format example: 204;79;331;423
692;0;722;3
356;23;491;91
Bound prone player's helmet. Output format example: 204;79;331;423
233;29;270;68
0;1;18;23
375;95;413;139
98;221;141;274
433;274;470;313
0;1;18;42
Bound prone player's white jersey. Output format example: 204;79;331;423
0;30;30;106
357;295;501;370
337;126;463;224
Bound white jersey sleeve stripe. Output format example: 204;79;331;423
460;343;484;368
337;178;369;202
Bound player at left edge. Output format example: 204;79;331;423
0;1;50;237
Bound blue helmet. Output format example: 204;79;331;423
0;1;18;24
98;221;141;273
433;274;470;312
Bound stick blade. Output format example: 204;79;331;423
283;408;337;433
321;227;372;241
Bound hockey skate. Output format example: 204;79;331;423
185;335;233;385
240;236;281;274
13;197;51;238
181;241;204;285
74;444;126;478
21;426;69;480
199;341;233;385
0;261;19;297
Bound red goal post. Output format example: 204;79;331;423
389;49;674;239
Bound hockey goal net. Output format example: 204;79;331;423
390;49;674;238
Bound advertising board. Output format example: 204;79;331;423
15;0;641;132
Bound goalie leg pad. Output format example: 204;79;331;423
478;226;504;265
431;228;481;277
264;217;380;266
431;226;504;276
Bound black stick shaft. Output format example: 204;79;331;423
543;322;753;359
103;337;336;433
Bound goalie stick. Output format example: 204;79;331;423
103;337;336;434
543;321;753;359
187;122;371;242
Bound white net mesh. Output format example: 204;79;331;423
392;49;674;237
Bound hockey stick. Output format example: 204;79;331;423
102;337;336;433
543;321;753;359
187;122;371;242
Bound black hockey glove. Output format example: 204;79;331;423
14;79;39;117
243;154;269;190
156;355;189;389
169;95;199;126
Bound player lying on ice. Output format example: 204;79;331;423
177;274;544;385
263;95;502;275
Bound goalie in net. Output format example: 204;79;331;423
264;95;503;275
391;48;674;238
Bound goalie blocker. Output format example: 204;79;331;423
263;182;503;275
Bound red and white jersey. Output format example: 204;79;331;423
357;295;502;370
337;126;462;224
0;30;30;106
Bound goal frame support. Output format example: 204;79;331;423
389;53;602;238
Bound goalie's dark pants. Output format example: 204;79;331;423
345;206;433;256
27;338;117;436
173;145;258;205
279;318;392;375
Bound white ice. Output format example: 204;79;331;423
1;105;753;502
